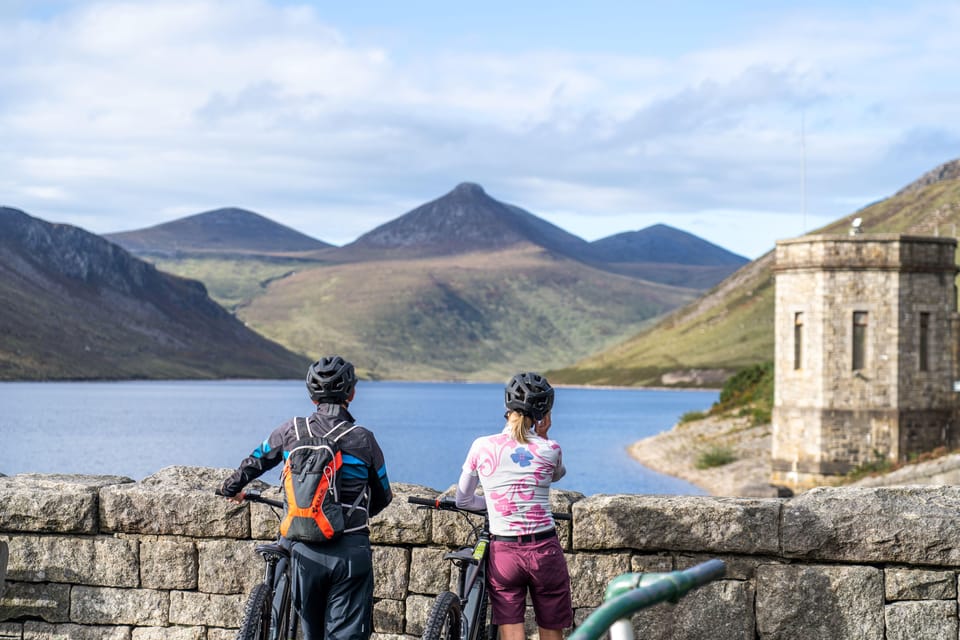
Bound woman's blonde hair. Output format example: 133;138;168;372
505;410;535;444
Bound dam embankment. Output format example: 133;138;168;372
2;466;960;639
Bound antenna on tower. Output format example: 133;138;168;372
801;110;807;233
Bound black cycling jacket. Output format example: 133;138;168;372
220;403;393;533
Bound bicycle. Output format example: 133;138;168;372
408;495;573;640
568;558;727;640
232;489;298;640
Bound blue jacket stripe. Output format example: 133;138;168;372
251;439;271;459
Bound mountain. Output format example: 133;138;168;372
549;157;960;388
586;224;749;288
0;207;309;380
102;183;747;380
342;182;592;259
104;207;332;257
590;224;747;266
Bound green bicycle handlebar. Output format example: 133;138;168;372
568;559;726;640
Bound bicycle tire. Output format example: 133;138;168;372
422;591;462;640
237;582;272;640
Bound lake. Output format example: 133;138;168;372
0;380;717;496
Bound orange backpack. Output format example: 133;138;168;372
280;417;364;543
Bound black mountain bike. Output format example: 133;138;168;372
234;489;299;640
408;495;572;640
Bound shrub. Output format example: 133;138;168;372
710;362;773;425
695;445;737;469
678;410;707;424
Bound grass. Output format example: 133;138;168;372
678;410;708;424
843;446;953;483
151;256;313;310
695;445;737;469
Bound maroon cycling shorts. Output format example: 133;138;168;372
486;535;573;629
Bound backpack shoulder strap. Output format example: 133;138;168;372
330;421;361;443
293;416;312;439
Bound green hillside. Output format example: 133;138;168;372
150;256;319;312
550;164;960;388
236;245;697;381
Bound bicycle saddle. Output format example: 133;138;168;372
255;543;290;561
444;548;478;566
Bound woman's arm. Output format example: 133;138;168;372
455;470;486;510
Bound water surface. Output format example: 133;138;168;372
0;380;717;496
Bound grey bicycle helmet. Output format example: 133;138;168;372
306;356;357;403
504;372;554;420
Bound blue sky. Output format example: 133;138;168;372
1;1;958;259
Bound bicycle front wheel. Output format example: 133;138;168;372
423;591;462;640
237;582;272;640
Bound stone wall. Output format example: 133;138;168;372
4;467;960;640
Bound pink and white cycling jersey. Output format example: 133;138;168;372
461;427;565;536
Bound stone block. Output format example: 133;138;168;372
23;621;131;639
572;495;781;555
630;554;673;574
373;546;410;599
629;579;755;640
884;600;957;640
4;535;139;587
373;598;404;634
70;586;168;626
884;568;956;601
370;484;436;545
197;539;261;595
206;628;236;640
781;486;960;565
407;547;450;595
100;467;248;538
0;582;70;623
403;594;435;636
249;486;285;540
131;626;205;640
0;474;128;534
168;590;244;628
139;537;197;590
674;552;783;581
566;551;631;608
0;623;20;640
756;564;883;639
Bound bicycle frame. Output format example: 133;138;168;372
411;496;492;640
409;495;573;640
239;489;299;640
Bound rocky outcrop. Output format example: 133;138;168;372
3;467;960;639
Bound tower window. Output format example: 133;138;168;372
852;311;868;371
919;312;930;371
794;312;803;370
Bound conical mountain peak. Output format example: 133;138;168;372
347;183;589;258
104;207;330;256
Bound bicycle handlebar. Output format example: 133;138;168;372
567;559;727;640
240;489;284;509
407;495;572;520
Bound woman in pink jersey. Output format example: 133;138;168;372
456;372;573;640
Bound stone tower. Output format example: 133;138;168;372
772;233;959;491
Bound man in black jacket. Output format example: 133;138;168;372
220;355;392;640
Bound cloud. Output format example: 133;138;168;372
0;1;958;258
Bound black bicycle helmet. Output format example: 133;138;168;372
305;356;357;403
504;372;554;421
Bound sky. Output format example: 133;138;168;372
1;1;958;260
